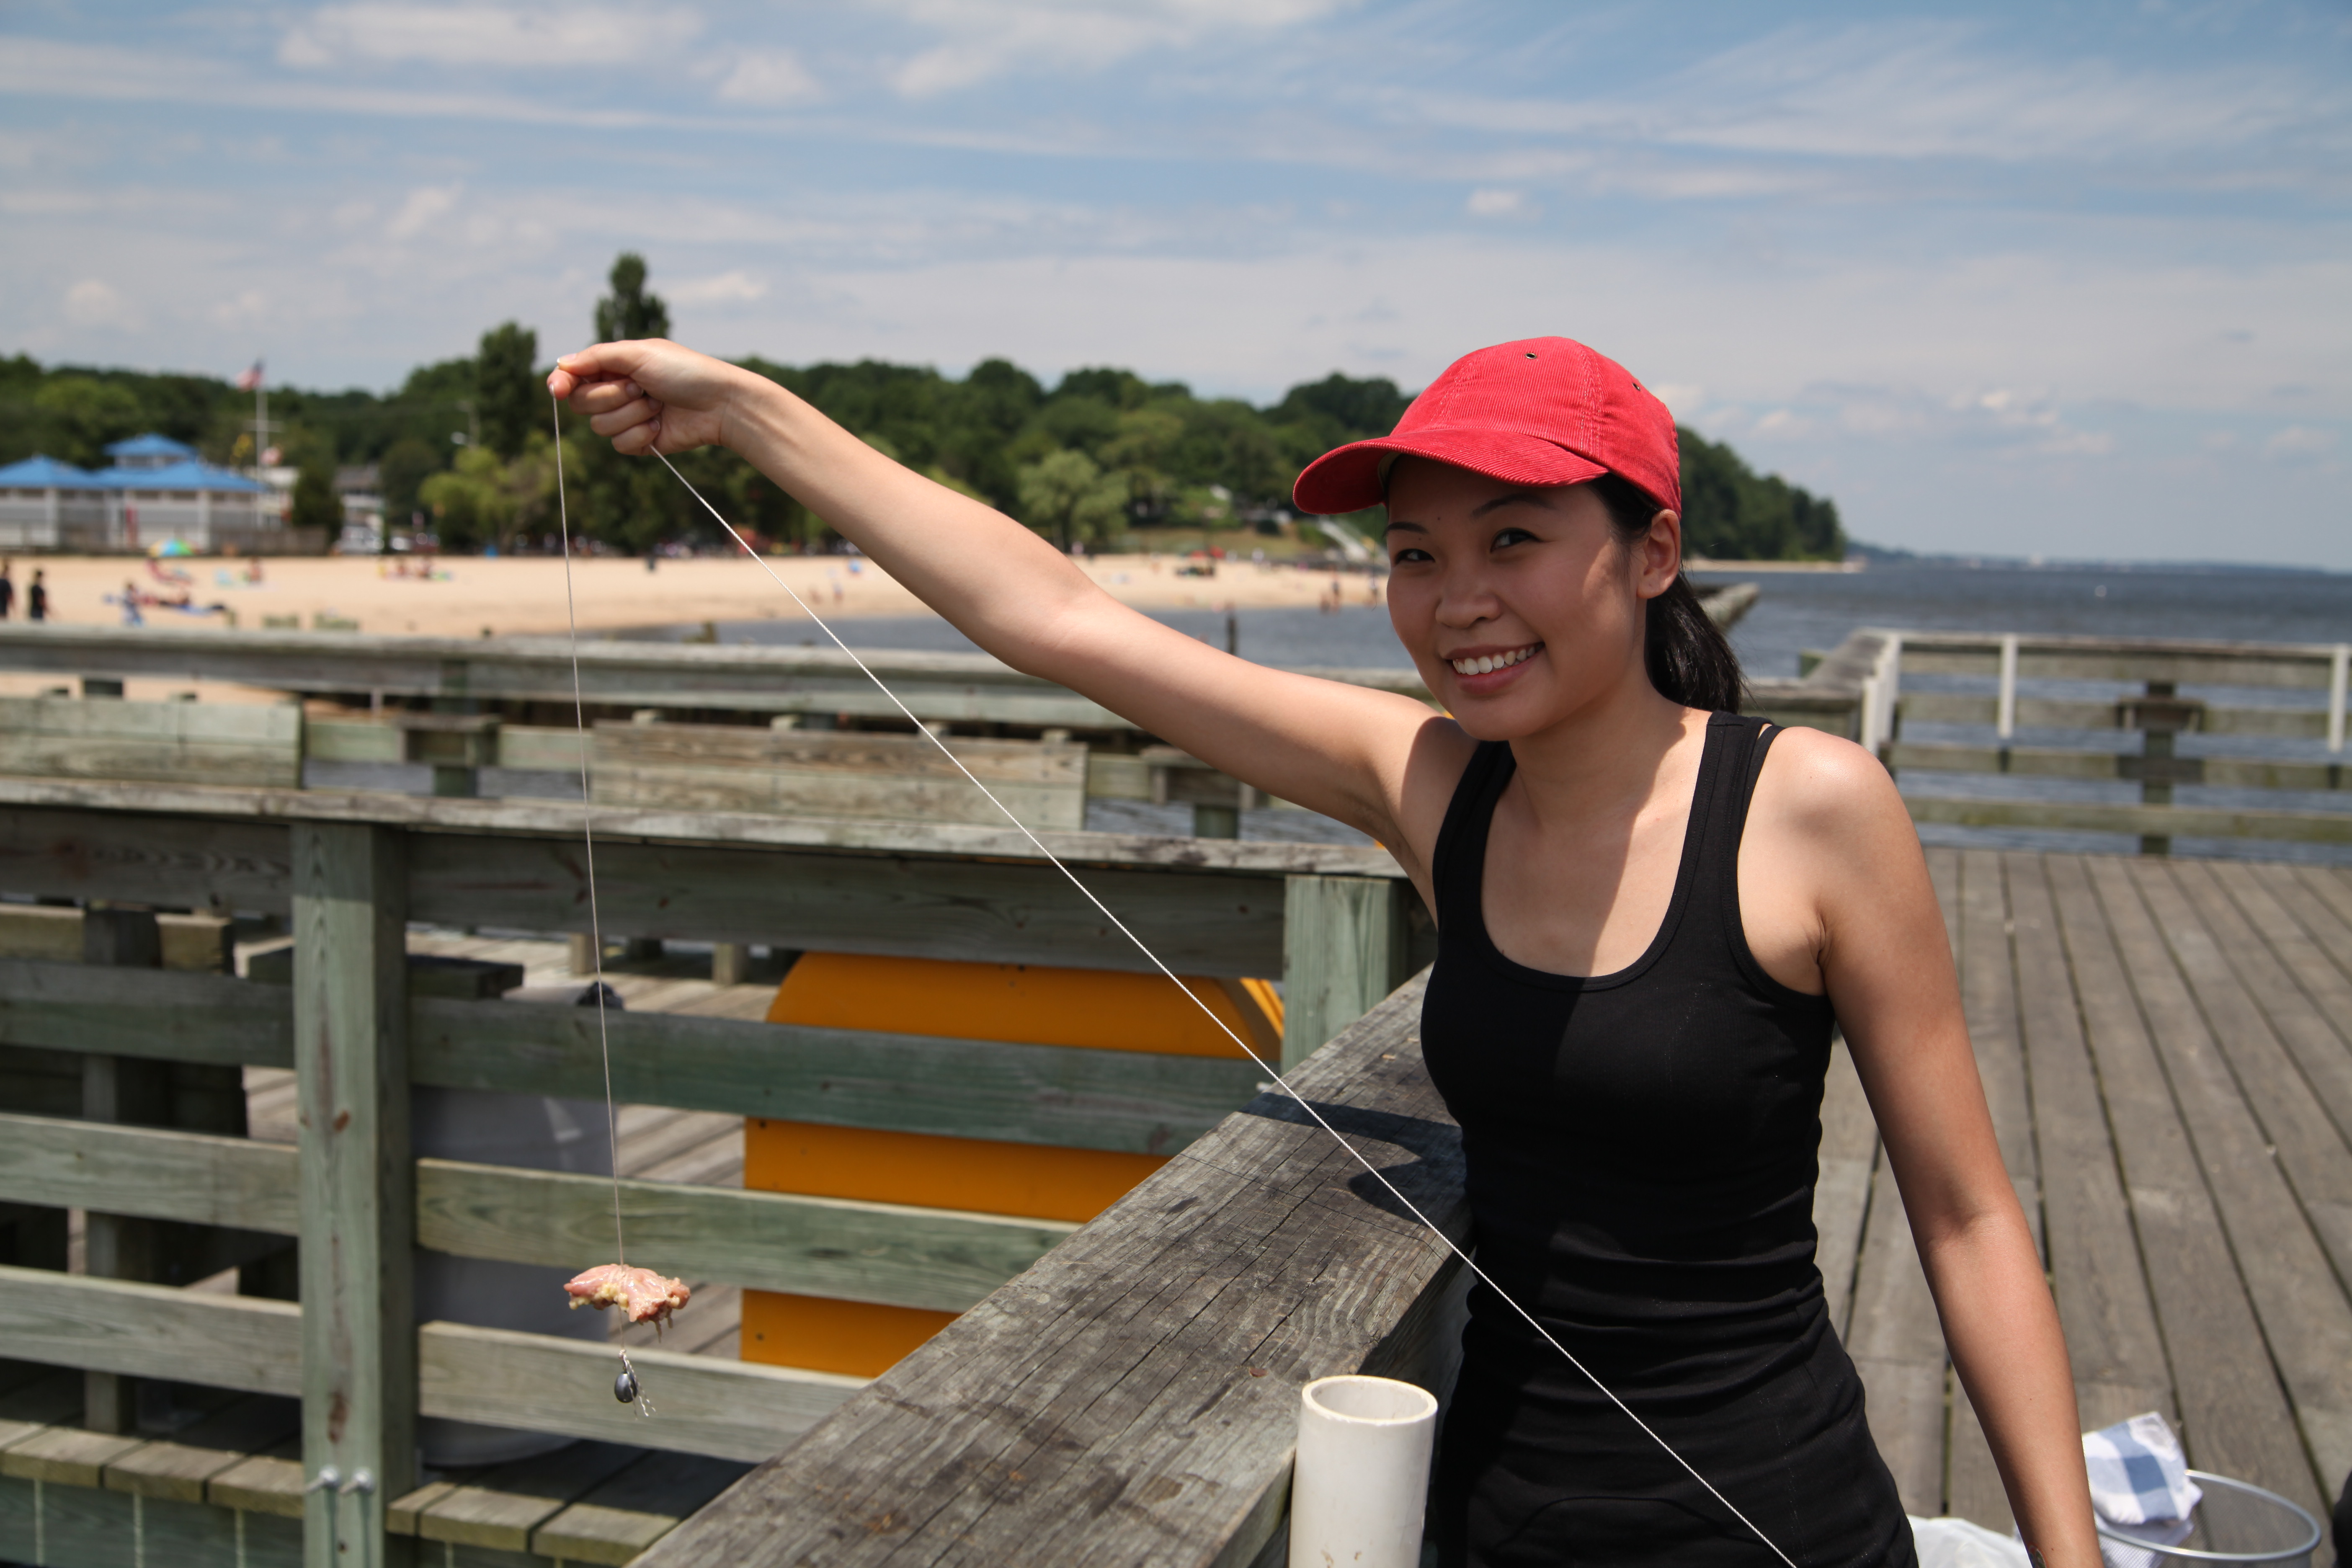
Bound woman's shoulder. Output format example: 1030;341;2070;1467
1750;721;1911;847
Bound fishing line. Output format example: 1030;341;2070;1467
627;438;1804;1568
549;396;651;1418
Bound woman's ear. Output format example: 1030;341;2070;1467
1634;509;1683;599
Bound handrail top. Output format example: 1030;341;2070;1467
0;621;1438;701
1862;627;2348;664
0;773;1410;879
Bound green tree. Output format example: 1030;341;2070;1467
378;438;441;526
595;253;670;343
289;457;342;533
1677;428;1845;562
1017;448;1126;551
475;322;539;459
34;376;144;467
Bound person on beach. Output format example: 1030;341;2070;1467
27;567;47;622
552;335;2097;1568
0;560;14;620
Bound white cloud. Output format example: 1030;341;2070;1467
2262;425;2339;462
717;49;822;107
670;270;769;306
279;5;701;70
1464;188;1523;218
63;279;137;329
882;0;1350;97
385;183;460;240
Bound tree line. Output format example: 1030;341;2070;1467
0;254;1844;562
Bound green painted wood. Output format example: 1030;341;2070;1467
301;717;403;764
416;1158;1070;1311
0;1112;299;1233
415;1323;863;1465
1278;874;1410;1068
1906;795;2352;844
0;1469;307;1568
0;805;293;912
405;832;1291;976
0;1265;300;1393
0;960;287;1068
0;966;1262;1148
0;696;302;788
292;821;415;1567
412;995;1261;1152
1888;741;2348;789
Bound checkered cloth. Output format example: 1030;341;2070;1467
2083;1414;2200;1568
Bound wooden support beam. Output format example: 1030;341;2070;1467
0;1113;300;1233
415;1323;862;1465
1906;796;2352;846
0;967;1263;1151
1279;874;1410;1068
292;822;415;1566
79;905;165;1436
417;1158;1070;1311
0;1265;301;1395
413;994;1263;1153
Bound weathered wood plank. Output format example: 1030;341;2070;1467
404;1440;642;1552
0;776;1406;882
2079;860;2333;1504
1898;694;2335;741
417;1158;1072;1310
2214;863;2352;1146
415;1323;863;1465
596;762;1088;831
0;804;292;911
0;1112;300;1233
2131;861;2352;1349
636;974;1465;1568
531;1450;754;1567
104;1397;301;1502
0;968;1263;1148
2281;864;2352;972
0;1428;145;1486
0;1265;301;1393
2045;855;2315;1501
1906;796;2352;845
293;821;416;1564
0;1467;307;1568
1888;742;2352;792
404;832;1292;976
1279;874;1409;1068
2003;856;2171;1435
413;995;1264;1153
0;958;294;1067
1894;632;2342;689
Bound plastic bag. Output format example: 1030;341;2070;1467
1911;1515;2032;1568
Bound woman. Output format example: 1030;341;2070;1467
552;335;2097;1567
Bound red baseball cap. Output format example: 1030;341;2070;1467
1292;337;1681;517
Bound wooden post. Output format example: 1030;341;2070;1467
81;905;164;1434
2139;681;2179;857
1280;875;1409;1069
293;823;416;1568
712;942;750;986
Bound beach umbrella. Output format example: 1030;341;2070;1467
149;539;193;557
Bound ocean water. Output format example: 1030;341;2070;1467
630;565;2352;863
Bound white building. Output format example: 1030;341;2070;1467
0;434;284;551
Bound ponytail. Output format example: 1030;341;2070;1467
1589;474;1745;714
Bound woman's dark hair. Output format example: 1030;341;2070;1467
1589;473;1744;713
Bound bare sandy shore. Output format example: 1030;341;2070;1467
3;551;1381;640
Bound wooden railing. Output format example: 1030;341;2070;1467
0;780;1430;1565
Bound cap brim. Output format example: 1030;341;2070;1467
1292;428;1610;516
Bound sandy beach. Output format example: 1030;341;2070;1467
1;551;1382;641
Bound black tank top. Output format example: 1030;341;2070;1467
1422;714;1916;1568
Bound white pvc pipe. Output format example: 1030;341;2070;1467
1996;634;2019;742
1289;1375;1439;1568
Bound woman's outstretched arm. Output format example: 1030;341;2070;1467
547;340;1465;872
1752;728;2101;1568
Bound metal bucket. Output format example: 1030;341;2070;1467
2095;1472;2324;1568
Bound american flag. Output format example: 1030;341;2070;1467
235;361;264;392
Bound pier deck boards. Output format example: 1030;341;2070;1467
1839;850;2352;1549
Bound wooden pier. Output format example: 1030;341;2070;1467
0;621;2347;1565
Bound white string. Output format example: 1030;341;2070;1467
638;443;1805;1568
550;396;653;1419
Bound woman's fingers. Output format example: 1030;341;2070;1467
587;395;662;439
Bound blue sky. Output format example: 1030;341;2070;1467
3;1;2347;565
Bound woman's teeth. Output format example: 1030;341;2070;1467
1450;646;1536;677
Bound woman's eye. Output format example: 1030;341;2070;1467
1391;547;1433;565
1491;528;1536;550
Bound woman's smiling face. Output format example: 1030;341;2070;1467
1382;456;1675;740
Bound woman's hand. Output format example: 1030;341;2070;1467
546;340;748;456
